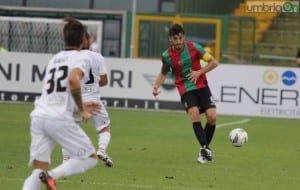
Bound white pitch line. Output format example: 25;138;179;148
0;177;212;190
217;118;251;128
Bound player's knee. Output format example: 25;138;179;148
206;108;216;124
89;153;98;159
188;107;200;120
98;126;110;133
207;114;216;124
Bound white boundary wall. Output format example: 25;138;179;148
1;52;299;119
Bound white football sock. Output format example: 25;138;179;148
49;157;97;180
22;168;43;190
98;131;111;150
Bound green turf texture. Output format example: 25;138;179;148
0;103;299;190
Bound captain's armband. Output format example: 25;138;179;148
202;52;212;62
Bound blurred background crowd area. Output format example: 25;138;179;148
0;0;299;67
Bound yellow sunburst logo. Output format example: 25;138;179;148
263;69;278;85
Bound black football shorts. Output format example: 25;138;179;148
181;86;216;113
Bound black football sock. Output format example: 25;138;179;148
192;122;208;147
204;123;216;146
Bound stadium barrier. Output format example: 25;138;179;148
1;52;300;119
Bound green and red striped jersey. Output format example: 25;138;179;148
161;41;208;95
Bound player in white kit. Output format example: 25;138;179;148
62;31;113;167
22;17;99;190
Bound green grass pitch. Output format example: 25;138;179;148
0;103;299;190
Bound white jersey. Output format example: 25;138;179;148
80;49;107;101
31;50;90;121
90;42;100;53
70;50;110;128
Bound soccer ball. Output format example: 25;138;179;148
228;128;248;147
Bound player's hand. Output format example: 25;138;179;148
83;101;101;114
152;86;161;97
186;69;201;83
80;110;92;123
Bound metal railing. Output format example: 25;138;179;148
222;51;296;67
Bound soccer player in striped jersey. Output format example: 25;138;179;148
296;49;300;67
152;24;218;164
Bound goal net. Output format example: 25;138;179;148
0;16;103;54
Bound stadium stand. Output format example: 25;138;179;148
227;0;300;66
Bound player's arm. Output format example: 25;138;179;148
69;68;85;112
152;59;168;96
97;55;108;86
296;50;300;67
69;68;96;122
187;51;219;83
99;74;108;86
297;58;300;67
200;54;219;74
153;72;167;96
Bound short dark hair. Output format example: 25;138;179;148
169;24;184;36
84;26;90;39
63;17;85;47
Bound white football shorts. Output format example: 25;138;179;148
91;101;111;132
28;116;96;166
73;100;110;132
